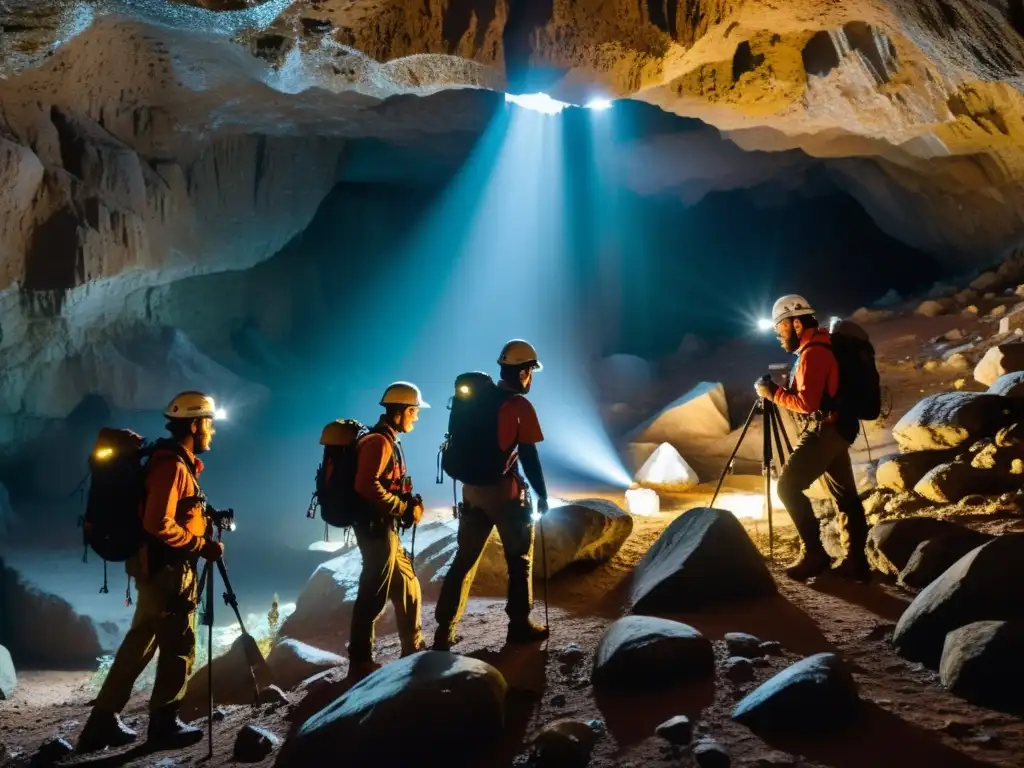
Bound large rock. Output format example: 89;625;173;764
0;644;15;699
988;371;1024;398
0;553;130;667
530;719;600;768
974;343;1024;387
939;620;1024;710
866;517;963;577
898;530;995;590
627;382;731;445
875;449;957;493
731;653;859;733
591;616;714;689
913;460;1023;503
893;534;1024;666
892;393;1017;452
266;639;344;692
182;634;277;718
629;507;775;613
275;652;506;767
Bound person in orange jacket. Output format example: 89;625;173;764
347;382;427;677
77;392;225;753
756;295;869;582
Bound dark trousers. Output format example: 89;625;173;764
776;422;868;561
435;483;534;631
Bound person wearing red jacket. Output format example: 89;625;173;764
347;382;427;678
755;295;869;582
77;392;225;754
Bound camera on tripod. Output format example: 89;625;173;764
207;506;236;533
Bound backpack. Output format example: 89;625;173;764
312;419;383;528
824;318;882;421
439;372;513;485
82;430;199;562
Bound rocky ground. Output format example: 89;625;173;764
6;270;1024;766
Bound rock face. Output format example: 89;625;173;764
275;652;506;767
0;644;15;699
892;393;1017;452
939;620;1024;711
591;616;715;689
629;507;776;614
732;653;860;733
893;534;1024;666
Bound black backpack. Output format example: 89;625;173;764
82;430;199;562
312;420;399;528
438;372;513;486
823;318;882;421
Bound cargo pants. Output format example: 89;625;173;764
347;522;424;662
776;422;868;561
435;482;535;631
93;560;198;714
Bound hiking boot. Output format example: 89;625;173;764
432;625;459;652
146;708;203;750
831;556;871;582
784;549;831;582
76;711;138;753
507;619;550;645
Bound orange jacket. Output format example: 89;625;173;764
768;328;839;416
354;420;408;519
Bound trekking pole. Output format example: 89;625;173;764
539;515;549;631
195;558;214;759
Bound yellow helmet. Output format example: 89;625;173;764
164;391;218;420
497;339;542;370
380;382;430;409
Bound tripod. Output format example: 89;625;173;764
709;392;793;561
195;547;261;759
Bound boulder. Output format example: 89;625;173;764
629;508;776;613
915;299;948;317
182;634;277;718
275;652;506;767
634;442;699;489
627;382;731;445
913;460;1023;503
724;632;763;658
898;530;995;590
0;554;129;667
266;639;344;691
975;343;1024;387
970;271;1000;293
939;620;1024;711
234;725;280;763
997;308;1024;336
893;534;1024;665
731;653;860;733
530;719;599;768
655;715;693;744
970;440;1024;470
693;738;731;768
875;450;958;493
988;371;1024;398
725;656;756;682
591;616;714;689
892;393;1017;452
0;644;15;699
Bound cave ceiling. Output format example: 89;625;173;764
1;0;1024;422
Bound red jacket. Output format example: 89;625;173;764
353;420;408;519
768;328;839;417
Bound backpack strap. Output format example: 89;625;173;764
146;442;206;512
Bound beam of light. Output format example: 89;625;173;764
757;318;775;331
585;98;613;111
505;92;568;115
215;407;228;420
713;480;784;520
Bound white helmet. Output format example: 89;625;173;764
380;381;430;409
164;391;218;420
771;294;815;325
497;339;543;370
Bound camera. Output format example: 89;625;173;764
207;506;236;533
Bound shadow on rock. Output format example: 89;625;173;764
666;594;835;658
594;676;715;747
758;701;997;768
808;578;912;622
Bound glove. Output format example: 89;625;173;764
199;540;224;561
754;378;774;399
401;495;424;528
536;496;549;515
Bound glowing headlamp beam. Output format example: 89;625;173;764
94;447;114;460
757;318;775;332
214;407;228;420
